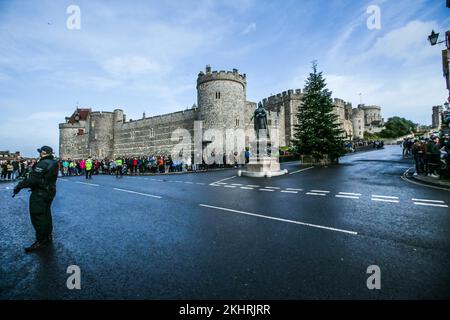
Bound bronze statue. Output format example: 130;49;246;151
251;102;269;139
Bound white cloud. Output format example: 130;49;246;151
364;20;439;64
241;22;256;35
102;56;163;76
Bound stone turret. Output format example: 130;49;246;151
352;107;365;139
88;111;115;158
197;65;247;154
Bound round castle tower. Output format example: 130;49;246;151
197;65;247;134
352;107;365;140
88;111;115;158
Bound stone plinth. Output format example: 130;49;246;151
238;156;288;178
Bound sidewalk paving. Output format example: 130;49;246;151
409;173;450;189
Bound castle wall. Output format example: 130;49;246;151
262;89;303;147
112;109;198;157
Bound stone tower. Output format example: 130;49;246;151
352;107;365;140
197;65;247;156
88;111;115;158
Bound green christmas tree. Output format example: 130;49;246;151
292;62;345;164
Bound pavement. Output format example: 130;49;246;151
407;172;450;189
1;145;449;299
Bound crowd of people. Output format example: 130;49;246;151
0;159;36;181
403;134;450;179
344;140;384;153
58;152;249;179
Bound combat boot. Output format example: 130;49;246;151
24;239;50;253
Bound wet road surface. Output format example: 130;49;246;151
1;145;449;299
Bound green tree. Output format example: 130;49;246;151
292;62;345;163
379;117;416;139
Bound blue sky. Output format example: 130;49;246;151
0;0;449;156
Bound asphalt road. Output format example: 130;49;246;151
1;145;449;299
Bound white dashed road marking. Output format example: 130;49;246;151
113;188;161;199
411;198;445;204
75;182;99;187
372;195;399;199
281;190;298;194
413;202;448;208
311;190;330;193
210;175;237;185
199;204;358;235
306;192;327;196
335;195;359;199
260;189;275;192
338;192;361;196
240;187;254;190
289;167;314;175
371;198;399;203
286;188;303;191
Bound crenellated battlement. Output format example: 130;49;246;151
262;89;303;107
197;65;246;89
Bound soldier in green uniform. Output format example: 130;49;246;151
13;146;58;253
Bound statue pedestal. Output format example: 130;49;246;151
238;156;288;178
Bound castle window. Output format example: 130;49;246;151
150;128;155;138
236;118;240;126
268;120;272;126
215;91;221;99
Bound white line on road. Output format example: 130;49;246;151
411;198;445;204
210;175;237;185
240;187;254;190
113;188;161;199
335;195;359;199
310;190;330;193
265;186;280;189
224;185;236;188
413;202;449;208
286;188;303;191
372;195;399;199
338;192;361;196
289;167;314;175
246;185;260;188
371;198;399;203
231;183;243;186
281;190;298;194
75;181;99;187
306;192;326;196
196;182;206;185
260;189;275;192
199;204;358;235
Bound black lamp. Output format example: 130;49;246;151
428;30;445;46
